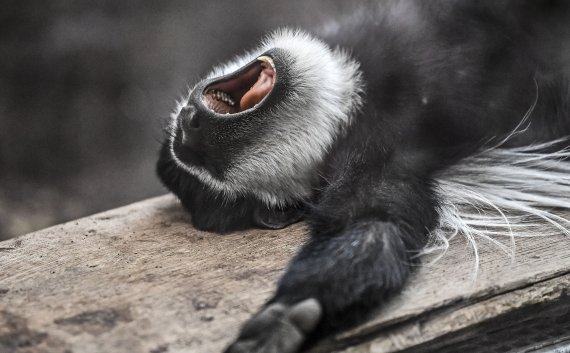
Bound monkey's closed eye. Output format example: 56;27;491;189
253;206;304;230
203;56;276;115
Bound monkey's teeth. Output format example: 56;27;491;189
257;55;275;70
207;89;236;107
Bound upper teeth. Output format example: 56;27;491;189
208;89;235;107
258;55;275;70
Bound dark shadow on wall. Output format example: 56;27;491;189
0;0;344;239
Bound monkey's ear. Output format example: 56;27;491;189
253;207;304;230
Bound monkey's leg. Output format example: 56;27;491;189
225;165;437;353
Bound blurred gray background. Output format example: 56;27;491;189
0;0;346;239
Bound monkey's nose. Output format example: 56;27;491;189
179;105;201;146
180;105;199;129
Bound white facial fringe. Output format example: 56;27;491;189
170;28;363;206
424;138;570;276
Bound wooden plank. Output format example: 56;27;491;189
1;195;570;353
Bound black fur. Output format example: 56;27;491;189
157;1;570;351
158;143;304;232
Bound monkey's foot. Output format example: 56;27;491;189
224;298;322;353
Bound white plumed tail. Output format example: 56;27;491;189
425;138;570;276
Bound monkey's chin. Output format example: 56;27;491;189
202;56;276;115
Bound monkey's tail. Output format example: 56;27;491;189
424;138;570;275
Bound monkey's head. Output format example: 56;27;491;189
157;29;362;232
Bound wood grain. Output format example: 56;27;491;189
1;195;570;353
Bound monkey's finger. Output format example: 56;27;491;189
224;300;321;353
287;298;322;334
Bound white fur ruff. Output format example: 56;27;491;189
426;138;570;273
169;29;363;206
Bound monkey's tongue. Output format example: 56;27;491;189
240;65;275;110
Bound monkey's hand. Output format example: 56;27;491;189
224;299;322;353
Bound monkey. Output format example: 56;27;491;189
156;1;570;352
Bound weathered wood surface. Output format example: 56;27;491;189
1;195;570;353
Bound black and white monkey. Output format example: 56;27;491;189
157;1;570;352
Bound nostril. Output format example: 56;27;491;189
188;116;200;129
180;105;196;118
182;117;200;131
179;105;203;148
179;105;200;130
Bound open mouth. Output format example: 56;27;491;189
202;56;276;114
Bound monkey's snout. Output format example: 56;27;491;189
202;56;276;115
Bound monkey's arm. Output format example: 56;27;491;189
224;149;438;353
